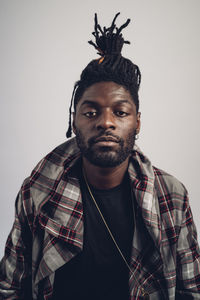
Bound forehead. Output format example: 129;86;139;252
76;81;135;109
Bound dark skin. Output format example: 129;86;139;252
73;81;141;189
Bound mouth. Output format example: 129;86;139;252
94;136;119;143
93;136;119;147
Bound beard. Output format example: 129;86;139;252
75;129;136;168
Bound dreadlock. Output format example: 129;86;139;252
66;12;141;138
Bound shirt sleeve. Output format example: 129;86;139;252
0;179;33;299
176;192;200;299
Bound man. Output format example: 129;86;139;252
0;13;200;300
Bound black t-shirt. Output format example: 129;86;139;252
53;172;134;300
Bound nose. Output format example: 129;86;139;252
96;110;116;130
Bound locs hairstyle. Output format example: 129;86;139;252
66;12;141;138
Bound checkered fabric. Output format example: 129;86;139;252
0;138;199;299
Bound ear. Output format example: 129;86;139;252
72;112;76;135
136;112;141;134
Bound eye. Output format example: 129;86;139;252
83;111;97;118
115;111;129;117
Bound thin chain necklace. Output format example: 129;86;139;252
82;168;149;299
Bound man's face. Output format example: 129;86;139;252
73;81;141;168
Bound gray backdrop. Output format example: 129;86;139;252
0;0;200;256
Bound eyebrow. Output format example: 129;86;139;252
80;99;132;107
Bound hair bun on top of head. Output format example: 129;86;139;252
88;12;131;59
66;12;141;138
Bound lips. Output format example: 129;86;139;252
94;136;119;143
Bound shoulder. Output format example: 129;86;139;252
153;166;187;197
132;145;188;198
132;145;189;225
30;137;80;183
19;138;81;212
152;166;188;219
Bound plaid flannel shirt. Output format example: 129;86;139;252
0;138;200;299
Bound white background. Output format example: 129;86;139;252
0;0;200;256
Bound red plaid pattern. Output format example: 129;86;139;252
0;138;199;299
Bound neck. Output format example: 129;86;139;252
82;157;129;190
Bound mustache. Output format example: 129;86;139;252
88;131;123;145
